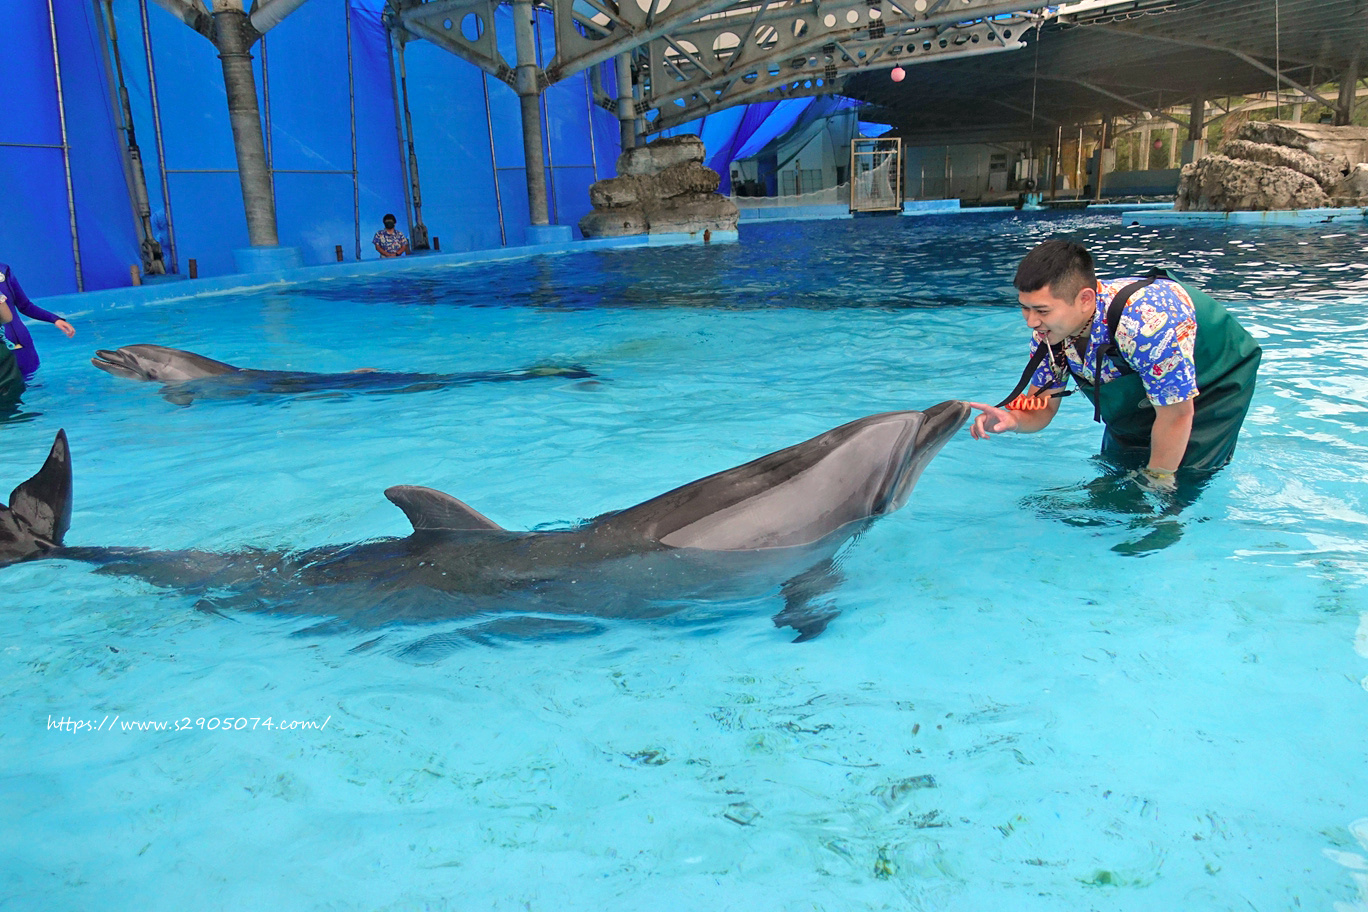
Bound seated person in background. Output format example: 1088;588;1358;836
1;262;75;382
372;214;410;258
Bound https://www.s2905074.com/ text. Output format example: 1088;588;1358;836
46;715;331;734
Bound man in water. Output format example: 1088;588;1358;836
968;239;1261;486
1;261;76;382
372;214;410;258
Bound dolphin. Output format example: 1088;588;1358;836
3;401;969;649
91;343;594;405
0;430;71;563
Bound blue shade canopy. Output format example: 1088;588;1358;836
658;98;823;195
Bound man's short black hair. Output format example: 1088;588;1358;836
1014;239;1096;303
383;213;397;224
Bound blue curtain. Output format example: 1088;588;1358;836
0;0;626;288
0;2;139;297
657;98;819;195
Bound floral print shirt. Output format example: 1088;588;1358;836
1029;278;1199;406
372;227;408;255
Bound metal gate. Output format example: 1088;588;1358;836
849;138;903;213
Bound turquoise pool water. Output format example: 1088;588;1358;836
3;212;1367;910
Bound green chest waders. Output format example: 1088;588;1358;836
1074;273;1262;471
0;344;24;411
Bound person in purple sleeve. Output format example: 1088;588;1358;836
0;294;24;408
0;262;76;381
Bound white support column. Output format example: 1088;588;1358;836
615;52;635;151
213;6;278;247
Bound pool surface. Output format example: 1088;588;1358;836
3;212;1367;910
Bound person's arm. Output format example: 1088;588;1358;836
7;270;61;324
1115;284;1198;477
1147;399;1194;473
0;297;12;325
969;386;1062;439
3;271;73;337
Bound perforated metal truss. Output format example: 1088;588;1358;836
633;1;1046;130
387;0;1050;133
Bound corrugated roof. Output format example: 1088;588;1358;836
842;0;1367;145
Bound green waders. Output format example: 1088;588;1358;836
0;344;24;412
1077;278;1262;472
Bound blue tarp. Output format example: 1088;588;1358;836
1;1;834;295
0;2;140;297
656;98;846;195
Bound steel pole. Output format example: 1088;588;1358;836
616;52;635;151
394;37;430;250
140;0;178;273
1336;58;1360;125
514;0;549;226
46;0;83;290
213;8;278;246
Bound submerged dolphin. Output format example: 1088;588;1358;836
92;344;594;405
3;401;969;649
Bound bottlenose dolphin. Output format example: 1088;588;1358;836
0;430;71;563
92;344;593;405
3;401;969;649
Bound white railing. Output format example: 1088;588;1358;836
732;181;852;208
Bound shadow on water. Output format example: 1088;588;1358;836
0;391;40;426
1022;456;1219;557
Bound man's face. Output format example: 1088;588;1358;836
384;218;396;230
1018;283;1096;345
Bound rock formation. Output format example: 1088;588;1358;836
579;135;739;239
1176;121;1368;211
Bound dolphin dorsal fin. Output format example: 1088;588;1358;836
9;429;73;545
385;485;504;532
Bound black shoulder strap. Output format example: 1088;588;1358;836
997;267;1171;415
1087;267;1169;423
1104;267;1169;349
996;340;1071;409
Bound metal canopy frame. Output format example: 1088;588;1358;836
387;0;1367;145
388;0;1053;132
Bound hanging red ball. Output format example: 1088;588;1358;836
890;66;906;82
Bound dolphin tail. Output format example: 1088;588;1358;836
7;429;73;550
385;485;505;532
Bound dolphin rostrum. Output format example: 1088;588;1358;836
3;401;969;649
91;343;594;405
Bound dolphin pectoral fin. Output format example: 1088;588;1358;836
772;558;844;642
158;385;197;407
384;485;505;532
8;429;72;548
774;600;841;643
